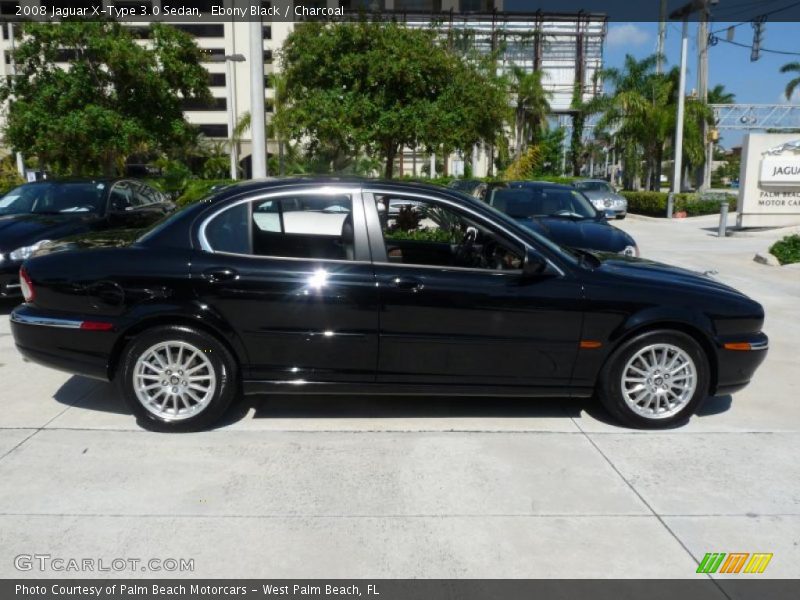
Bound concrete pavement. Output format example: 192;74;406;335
0;213;797;579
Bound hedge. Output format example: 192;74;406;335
769;234;800;265
621;191;737;218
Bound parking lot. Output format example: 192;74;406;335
0;212;798;580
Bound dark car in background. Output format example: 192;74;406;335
485;181;639;257
448;179;486;198
10;179;767;432
0;179;173;297
572;179;628;219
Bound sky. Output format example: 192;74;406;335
603;20;800;147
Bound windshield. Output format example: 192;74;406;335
0;182;107;216
488;187;597;219
574;181;613;193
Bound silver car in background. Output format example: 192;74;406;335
573;179;627;219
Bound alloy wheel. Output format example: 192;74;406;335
620;343;697;419
132;341;217;421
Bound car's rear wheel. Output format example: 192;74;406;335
119;325;238;432
598;330;709;428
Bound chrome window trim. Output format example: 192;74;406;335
197;186;363;256
364;187;566;277
10;313;83;329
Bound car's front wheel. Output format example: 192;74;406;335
119;325;238;432
597;330;709;428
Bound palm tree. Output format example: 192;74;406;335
780;62;800;101
508;66;551;160
587;54;711;191
707;84;735;104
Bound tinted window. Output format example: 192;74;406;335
204;194;355;261
109;182;137;210
373;194;522;271
0;182;107;215
491;187;596;219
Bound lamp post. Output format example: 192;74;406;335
211;53;246;180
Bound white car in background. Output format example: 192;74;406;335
573;179;628;219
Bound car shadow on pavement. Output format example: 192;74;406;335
51;377;734;430
54;377;129;415
222;394;610;428
696;394;733;417
0;299;20;316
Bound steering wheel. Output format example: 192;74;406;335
455;226;478;265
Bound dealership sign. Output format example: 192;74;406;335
759;140;800;186
738;133;800;227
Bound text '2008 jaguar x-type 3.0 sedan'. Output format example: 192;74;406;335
10;179;768;431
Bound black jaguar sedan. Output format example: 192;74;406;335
9;179;767;431
0;179;173;297
491;182;638;256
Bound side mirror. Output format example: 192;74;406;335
522;248;548;277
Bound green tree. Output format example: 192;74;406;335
279;20;507;178
0;20;211;176
780;61;800;101
588;54;711;191
707;83;735;104
509;66;551;160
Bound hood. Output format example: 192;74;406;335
0;213;95;254
594;253;747;297
515;216;635;253
581;190;624;202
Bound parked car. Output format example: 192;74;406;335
572;179;628;218
448;179;486;198
490;182;639;257
10;178;767;432
0;179;174;297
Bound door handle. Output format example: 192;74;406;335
202;268;238;283
391;276;424;292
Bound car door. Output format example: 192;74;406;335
364;189;584;389
190;186;379;382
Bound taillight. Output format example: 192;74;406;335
19;267;35;303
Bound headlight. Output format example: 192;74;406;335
9;240;52;262
620;245;639;258
0;253;5;264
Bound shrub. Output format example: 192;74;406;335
176;179;234;207
620;191;669;216
769;234;800;265
621;191;737;217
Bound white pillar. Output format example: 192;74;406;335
249;20;267;178
672;18;689;194
429;154;436;178
226;59;239;180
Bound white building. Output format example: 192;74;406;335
0;0;605;177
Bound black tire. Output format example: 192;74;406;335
616;214;626;220
597;330;710;429
118;325;238;432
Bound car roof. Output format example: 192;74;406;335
209;177;481;202
510;181;573;190
18;178;127;185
